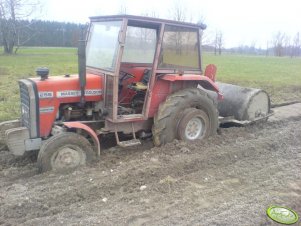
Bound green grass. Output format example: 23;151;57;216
203;53;301;86
203;53;301;104
0;47;77;75
0;47;301;121
0;47;77;121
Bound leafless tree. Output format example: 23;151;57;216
138;11;158;51
283;35;291;56
118;4;127;15
196;15;209;45
169;0;187;22
292;32;300;57
141;10;159;18
14;21;40;53
169;1;205;55
214;31;223;55
272;31;287;57
266;41;269;57
167;0;186;55
0;0;40;54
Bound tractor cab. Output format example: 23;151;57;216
85;15;208;123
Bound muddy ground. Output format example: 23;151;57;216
0;104;301;226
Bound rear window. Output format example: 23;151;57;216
159;25;200;70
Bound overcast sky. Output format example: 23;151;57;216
38;0;301;48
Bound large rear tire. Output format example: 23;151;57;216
152;88;218;146
37;132;95;173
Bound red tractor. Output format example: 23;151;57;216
0;15;270;172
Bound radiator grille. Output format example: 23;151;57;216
19;82;31;130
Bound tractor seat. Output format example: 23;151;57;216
131;82;148;91
129;69;151;91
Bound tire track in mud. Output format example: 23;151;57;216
0;114;300;225
116;117;301;225
104;118;299;225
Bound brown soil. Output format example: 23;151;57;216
0;105;301;226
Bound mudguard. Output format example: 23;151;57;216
160;74;223;100
63;122;100;156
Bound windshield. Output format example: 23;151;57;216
86;21;122;71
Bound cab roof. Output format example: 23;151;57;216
89;14;207;30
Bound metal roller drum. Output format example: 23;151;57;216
217;82;271;121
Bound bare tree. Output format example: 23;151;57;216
14;21;40;53
169;0;187;22
196;15;209;45
167;0;186;55
266;41;269;57
292;32;300;57
272;31;286;57
0;0;40;54
214;31;223;55
141;10;159;18
118;4;127;15
283;35;291;56
138;11;158;53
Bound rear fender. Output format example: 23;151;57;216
198;80;224;100
160;74;224;100
63;122;100;156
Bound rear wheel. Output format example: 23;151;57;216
177;108;210;141
37;132;95;173
152;88;218;146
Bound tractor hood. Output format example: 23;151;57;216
19;73;104;138
30;73;104;102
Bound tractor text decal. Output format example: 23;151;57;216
56;89;102;98
39;91;54;99
40;106;55;114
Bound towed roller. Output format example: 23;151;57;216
217;82;271;122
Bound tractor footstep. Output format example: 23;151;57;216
118;139;141;147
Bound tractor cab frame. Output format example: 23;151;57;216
84;15;220;138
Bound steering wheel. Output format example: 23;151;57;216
119;71;136;95
119;70;135;82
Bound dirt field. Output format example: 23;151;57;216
0;104;301;226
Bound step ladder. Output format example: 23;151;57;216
114;123;141;147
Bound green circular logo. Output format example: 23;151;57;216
267;206;299;225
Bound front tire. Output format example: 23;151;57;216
152;88;218;146
37;132;95;173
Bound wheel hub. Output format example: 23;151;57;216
185;117;204;140
51;146;85;170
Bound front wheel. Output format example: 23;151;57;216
37;132;95;173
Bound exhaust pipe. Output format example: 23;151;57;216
78;28;86;105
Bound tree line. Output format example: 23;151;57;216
0;19;85;53
269;31;301;57
1;19;300;58
1;0;300;57
205;30;301;57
